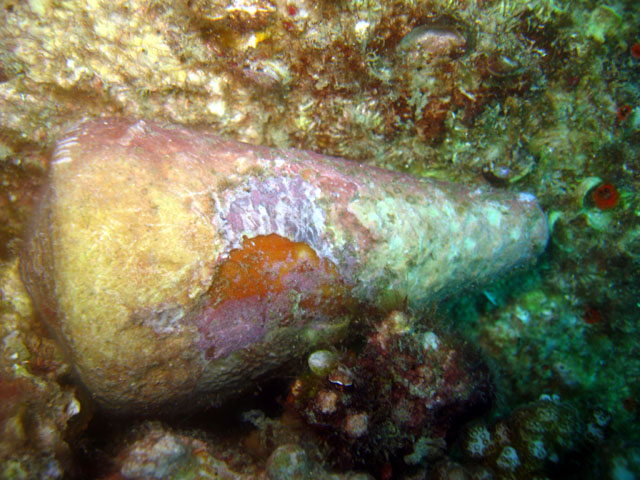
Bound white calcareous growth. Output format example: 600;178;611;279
465;424;493;458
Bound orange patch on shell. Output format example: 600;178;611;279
210;233;346;308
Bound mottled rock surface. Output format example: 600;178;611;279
287;311;493;471
0;259;83;479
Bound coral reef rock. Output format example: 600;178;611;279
287;311;492;471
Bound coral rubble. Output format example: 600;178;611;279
287;311;492;474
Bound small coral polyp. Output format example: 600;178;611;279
457;396;583;478
592;183;620;210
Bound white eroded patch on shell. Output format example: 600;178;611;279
212;174;337;263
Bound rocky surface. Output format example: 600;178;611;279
1;0;639;477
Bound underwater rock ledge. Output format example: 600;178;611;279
20;117;548;413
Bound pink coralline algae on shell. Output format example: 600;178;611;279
20;117;548;413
